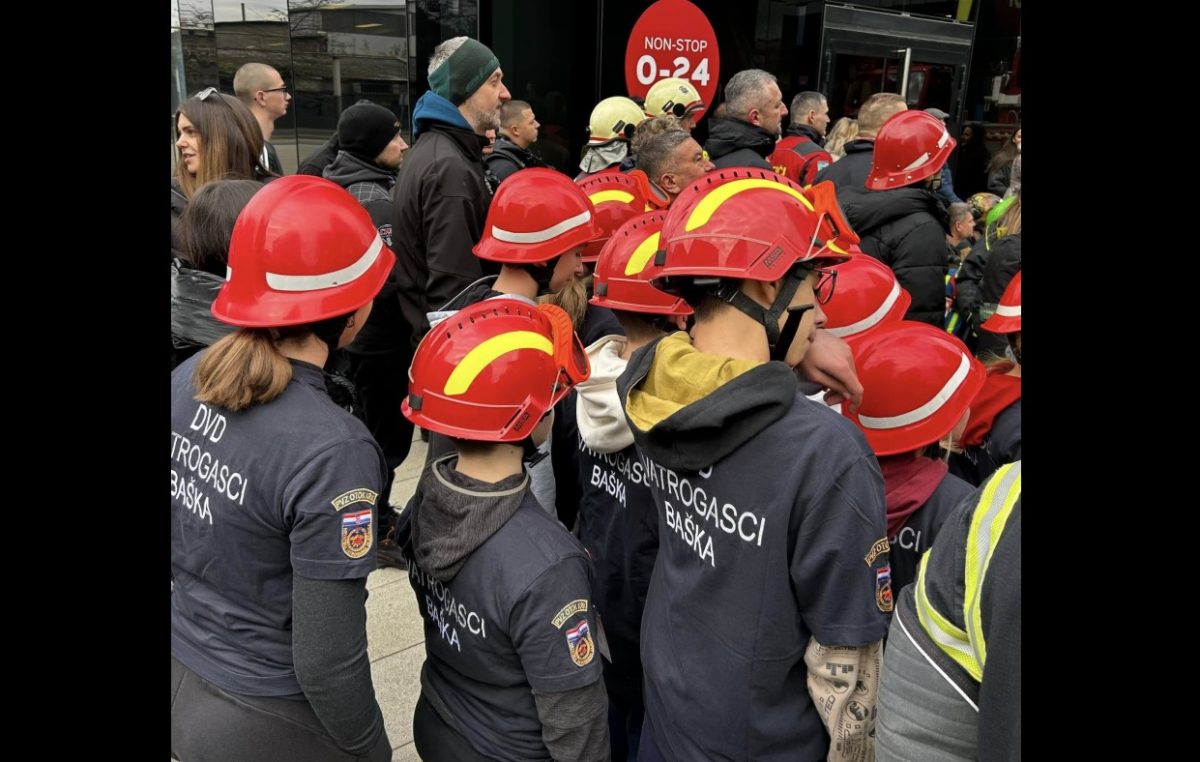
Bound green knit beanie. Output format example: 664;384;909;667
428;38;500;105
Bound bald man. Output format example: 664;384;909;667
233;62;291;175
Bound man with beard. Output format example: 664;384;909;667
392;36;510;353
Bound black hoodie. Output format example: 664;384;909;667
704;118;776;170
615;332;890;761
323;151;409;355
838;185;951;326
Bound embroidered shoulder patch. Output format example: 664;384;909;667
864;537;890;566
331;488;379;512
876;565;893;612
341;509;374;559
551;599;589;629
565;619;595;667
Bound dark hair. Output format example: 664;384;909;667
499;100;532;128
178;179;264;276
987;125;1022;173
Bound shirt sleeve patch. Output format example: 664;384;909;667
551;599;589;629
331;488;379;512
864;537;890;566
341;509;374;559
565;619;595;667
876;565;893;612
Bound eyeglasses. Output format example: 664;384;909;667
194;87;221;101
812;267;837;305
262;85;289;94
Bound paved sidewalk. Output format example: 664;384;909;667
367;432;428;760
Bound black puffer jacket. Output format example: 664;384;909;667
170;257;234;369
392;92;494;350
171;178;189;258
812;138;875;190
839;186;950;326
704;118;775;170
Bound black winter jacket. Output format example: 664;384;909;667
392;94;494;350
840;185;950;326
975;233;1021;358
812;137;875;190
484;137;547;190
704;118;775;170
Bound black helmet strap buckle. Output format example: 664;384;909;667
712;262;814;362
522;256;560;296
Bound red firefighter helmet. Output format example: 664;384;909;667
590;212;692;316
576;172;649;263
842;321;986;456
980;271;1021;334
212;175;395;327
402;299;591;442
655;169;859;287
822;253;913;343
474;168;604;264
865;110;957;191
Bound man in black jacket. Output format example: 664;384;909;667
485;99;546;189
392;36;510;353
704;69;788;170
838;109;957;327
813;92;906;191
323;102;413;567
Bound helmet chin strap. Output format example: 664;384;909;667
522;255;560;296
712;264;812;363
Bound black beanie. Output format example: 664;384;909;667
337;103;400;161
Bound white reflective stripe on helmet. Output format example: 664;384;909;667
857;352;971;429
995;303;1021;317
902;151;933;173
937;126;951;149
491;210;592;245
827;281;902;338
266;234;383;292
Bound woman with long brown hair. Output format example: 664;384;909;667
171;88;269;254
171;175;395;761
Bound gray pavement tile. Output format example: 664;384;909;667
367;573;426;660
390;475;420;511
367;565;406;592
371;644;427;750
392;741;422;761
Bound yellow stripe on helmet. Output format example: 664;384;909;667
588;190;636;206
444;331;554;396
623;232;662;276
685;179;815;232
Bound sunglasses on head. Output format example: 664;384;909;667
195;87;222;102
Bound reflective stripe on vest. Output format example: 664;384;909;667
915;461;1021;683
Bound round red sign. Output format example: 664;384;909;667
624;0;720;123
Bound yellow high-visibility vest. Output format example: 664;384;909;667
914;461;1021;682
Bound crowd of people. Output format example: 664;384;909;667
171;36;1022;762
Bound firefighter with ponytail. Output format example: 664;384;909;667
171;175;394;761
